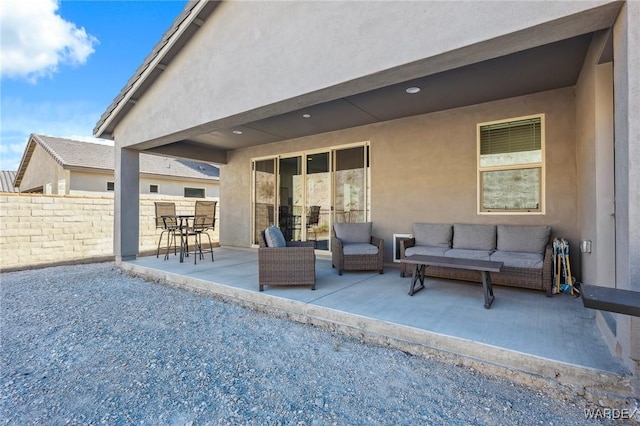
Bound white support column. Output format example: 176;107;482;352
114;145;140;262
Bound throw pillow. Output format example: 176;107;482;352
264;226;287;248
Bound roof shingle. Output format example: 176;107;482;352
32;135;219;180
0;171;18;192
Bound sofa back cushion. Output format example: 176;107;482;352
412;223;452;248
497;225;550;254
264;226;287;248
334;222;372;244
453;224;496;250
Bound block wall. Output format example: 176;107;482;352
0;194;219;271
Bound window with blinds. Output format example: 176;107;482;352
477;115;544;213
184;187;205;198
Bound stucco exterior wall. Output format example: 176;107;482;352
114;1;618;147
0;194;219;271
612;0;640;378
575;32;616;290
221;88;578;267
69;170;220;198
69;170;114;193
138;176;220;198
18;146;66;193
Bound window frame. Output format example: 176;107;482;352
184;187;205;198
149;184;158;193
477;114;545;215
106;181;115;191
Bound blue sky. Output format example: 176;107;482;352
0;0;188;171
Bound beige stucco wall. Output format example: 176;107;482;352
18;146;66;193
113;1;619;148
221;88;579;267
69;170;220;198
612;1;640;378
0;194;219;271
575;32;616;290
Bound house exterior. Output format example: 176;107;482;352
0;171;18;193
93;2;639;380
14;134;219;198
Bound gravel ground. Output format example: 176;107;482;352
0;262;631;425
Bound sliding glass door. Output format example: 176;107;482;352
333;146;369;224
251;143;369;250
278;156;303;242
251;158;277;245
306;152;331;250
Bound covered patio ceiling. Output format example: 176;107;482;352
184;32;595;152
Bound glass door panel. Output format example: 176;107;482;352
252;158;276;245
305;152;331;250
279;156;303;241
334;146;368;223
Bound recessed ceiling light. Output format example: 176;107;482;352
302;113;311;118
405;86;421;94
232;130;243;135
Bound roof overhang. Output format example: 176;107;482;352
95;1;623;160
94;1;221;139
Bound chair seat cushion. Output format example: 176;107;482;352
343;243;379;256
490;251;544;269
264;226;287;248
444;248;493;261
405;246;448;257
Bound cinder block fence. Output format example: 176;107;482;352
0;194;219;271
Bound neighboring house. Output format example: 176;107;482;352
14;134;219;198
0;171;18;193
94;3;639;379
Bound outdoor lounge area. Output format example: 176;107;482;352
121;248;635;400
95;0;640;399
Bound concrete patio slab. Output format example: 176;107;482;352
122;247;636;401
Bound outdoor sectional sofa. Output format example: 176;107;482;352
399;223;553;296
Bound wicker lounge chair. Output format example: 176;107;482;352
331;222;384;275
258;226;316;291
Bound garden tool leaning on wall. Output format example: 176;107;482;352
553;238;578;296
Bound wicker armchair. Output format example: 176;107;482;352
331;222;384;275
258;228;316;291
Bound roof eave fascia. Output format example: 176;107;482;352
64;165;114;174
94;0;216;140
13;135;37;187
140;172;220;182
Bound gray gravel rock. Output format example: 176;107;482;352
0;263;625;425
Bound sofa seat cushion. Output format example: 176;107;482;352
334;222;372;244
413;223;452;248
490;251;544;269
444;248;493;261
343;243;379;256
405;246;448;257
497;225;551;254
453;224;496;250
264;226;287;248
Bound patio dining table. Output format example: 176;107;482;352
162;214;194;262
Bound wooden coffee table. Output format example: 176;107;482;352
401;254;503;309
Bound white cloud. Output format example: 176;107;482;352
0;0;98;82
